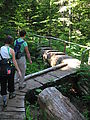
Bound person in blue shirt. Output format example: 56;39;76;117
14;30;32;90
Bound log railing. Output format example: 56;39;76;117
81;47;90;64
33;34;90;64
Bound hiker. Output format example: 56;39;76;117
14;30;32;90
0;35;22;107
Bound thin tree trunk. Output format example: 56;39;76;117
69;0;72;46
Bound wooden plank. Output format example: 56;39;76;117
34;76;50;84
48;68;76;78
42;73;58;82
7;95;25;108
19;79;43;92
4;106;25;112
0;118;25;120
0;111;25;119
15;90;26;96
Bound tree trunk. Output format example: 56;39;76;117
88;50;90;65
38;87;85;120
69;0;72;46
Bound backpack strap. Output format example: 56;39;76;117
16;40;24;45
0;46;12;60
15;40;24;53
0;48;3;60
7;47;12;59
0;53;3;60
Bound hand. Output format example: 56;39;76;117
30;60;32;64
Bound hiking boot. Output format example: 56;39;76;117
9;92;16;99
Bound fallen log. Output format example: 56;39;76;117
43;51;65;60
38;87;85;120
62;58;81;69
41;47;81;67
48;54;71;66
41;48;72;66
25;63;67;80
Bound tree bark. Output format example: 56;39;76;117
38;87;85;120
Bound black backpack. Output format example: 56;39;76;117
14;40;24;59
0;53;15;77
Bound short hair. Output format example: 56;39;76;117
4;35;14;44
20;30;26;37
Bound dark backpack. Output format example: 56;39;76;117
0;53;15;77
14;40;24;59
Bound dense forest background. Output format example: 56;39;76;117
0;0;90;46
0;0;90;73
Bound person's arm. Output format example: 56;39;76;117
10;48;22;77
24;46;32;64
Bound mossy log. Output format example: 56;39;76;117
38;87;85;120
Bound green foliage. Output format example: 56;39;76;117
82;95;90;102
35;89;42;94
76;64;90;97
77;64;90;78
26;106;33;120
26;60;45;75
25;101;33;120
83;109;89;120
0;0;89;47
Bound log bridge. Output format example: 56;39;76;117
0;47;84;120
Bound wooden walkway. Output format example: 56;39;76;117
0;56;81;120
